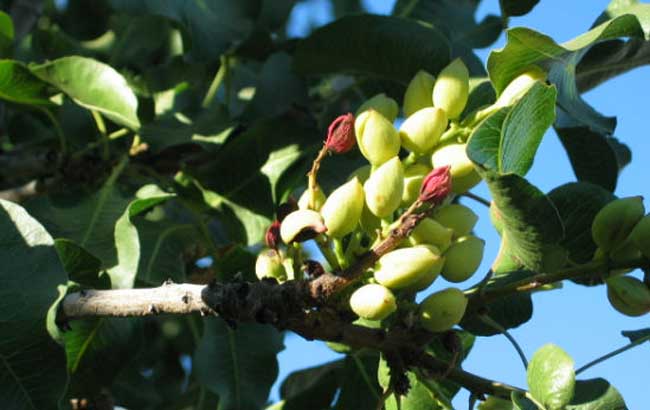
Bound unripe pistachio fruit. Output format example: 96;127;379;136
320;177;365;238
399;107;448;155
356;93;399;123
408;218;453;252
606;276;650;317
591;196;645;252
298;185;326;211
280;209;327;244
494;66;546;108
401;163;431;207
355;110;401;166
374;245;443;289
403;70;435;117
349;284;397;320
364;157;404;218
629;214;650;259
441;235;485;283
431;143;481;194
419;287;468;332
255;249;287;281
405;245;445;292
433;58;469;119
348;164;371;183
433;204;479;237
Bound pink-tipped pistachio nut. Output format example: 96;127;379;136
441;235;485;283
320;177;365;238
280;209;327;244
298;185;327;211
364;157;404;218
606;276;650;317
374;245;443;290
349;284;397;321
431;143;481;194
403;70;436;117
325;113;356;154
592;197;645;252
419;287;468;332
433;204;479;238
433;58;469;119
255;249;287;282
419;165;452;205
355;93;399;123
354;110;401;167
408;218;453;252
399;107;448;155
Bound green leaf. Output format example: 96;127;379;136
335;354;381;410
480;170;564;271
110;184;176;289
392;0;503;52
0;60;54;106
0;199;68;409
54;238;108;288
30;56;140;129
378;356;444;410
527;344;576;410
468;82;556;176
294;14;451;85
565;378;627;410
0;11;14;57
280;360;344;410
110;0;255;62
499;0;540;18
64;318;142;397
511;392;537;410
194;318;284;410
478;396;515;410
547;182;616;265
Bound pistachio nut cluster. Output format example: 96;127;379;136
254;58;489;334
590;197;650;316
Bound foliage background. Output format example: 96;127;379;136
278;1;650;409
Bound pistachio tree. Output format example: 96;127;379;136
1;1;649;409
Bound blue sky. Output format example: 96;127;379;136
277;1;650;408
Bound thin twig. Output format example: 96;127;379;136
576;335;650;375
462;192;491;207
479;314;528;369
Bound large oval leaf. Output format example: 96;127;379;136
294;14;451;84
30;56;140;129
0;199;68;409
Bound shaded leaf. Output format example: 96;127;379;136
0;60;54;106
335;354;381;410
194;318;284;410
31;56;140;129
378;355;445;410
621;327;650;343
527;344;575;410
0;11;14;57
499;0;540;18
294;14;451;85
280;359;344;410
547;182;616;265
54;238;108;288
566;378;627;410
0;199;68;409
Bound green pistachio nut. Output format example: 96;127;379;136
349;284;397;320
364;157;405;218
360;203;381;235
298;185;327;211
356;93;399;123
280;209;327;244
255;249;287;281
592;196;645;252
431;143;481;193
441;235;485;283
418;287;468;332
403;70;436;117
320;177;365;238
399;107;448;155
401;163;431;207
433;58;469;119
609;239;642;264
408;218;453;252
629;214;650;259
355;110;401;166
348;164;372;184
433;203;479;238
405;245;446;292
606;276;650;316
494;66;546;108
374;245;443;289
